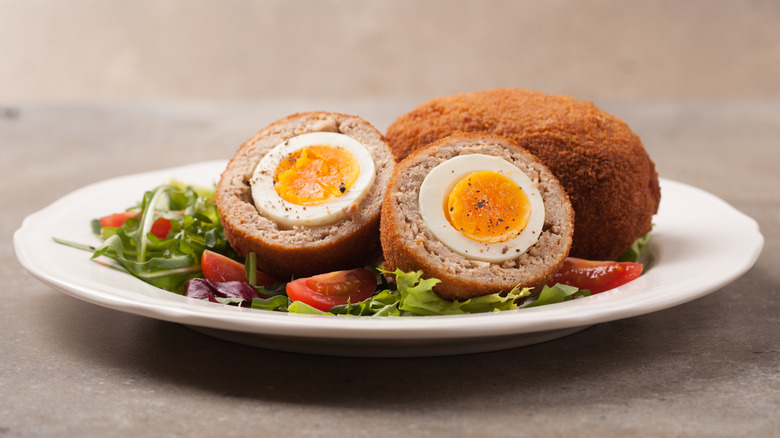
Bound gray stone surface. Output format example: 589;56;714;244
2;100;778;437
2;0;779;102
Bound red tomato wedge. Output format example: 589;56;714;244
286;268;377;311
149;217;172;239
99;212;172;239
549;257;643;294
201;250;278;287
99;212;137;228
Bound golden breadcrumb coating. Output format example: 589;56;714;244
385;89;660;261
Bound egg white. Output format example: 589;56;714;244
418;154;545;263
250;132;376;228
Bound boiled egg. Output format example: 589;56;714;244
418;154;545;263
250;132;376;228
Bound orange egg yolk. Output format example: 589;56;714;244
274;145;359;206
445;171;531;243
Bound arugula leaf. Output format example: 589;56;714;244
88;183;233;293
92;234;201;292
52;237;96;253
328;290;402;316
250;295;290;312
136;185;172;262
523;283;590;308
90;218;102;235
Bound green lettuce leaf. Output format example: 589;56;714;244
617;232;651;263
523;283;590;308
460;285;530;313
286;300;328;314
250;295;291;312
62;178;655;315
320;269;531;317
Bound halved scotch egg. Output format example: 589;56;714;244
380;132;574;301
217;112;395;280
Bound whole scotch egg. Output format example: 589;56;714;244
380;132;574;301
384;88;661;261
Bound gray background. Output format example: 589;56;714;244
2;0;779;102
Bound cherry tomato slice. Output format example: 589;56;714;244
149;217;172;239
286;268;377;311
99;212;137;228
549;257;643;294
201;250;278;286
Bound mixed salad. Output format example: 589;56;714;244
56;181;646;316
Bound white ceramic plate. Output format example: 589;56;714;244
14;161;764;357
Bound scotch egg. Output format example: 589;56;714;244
216;112;396;280
384;88;661;261
380;132;574;301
